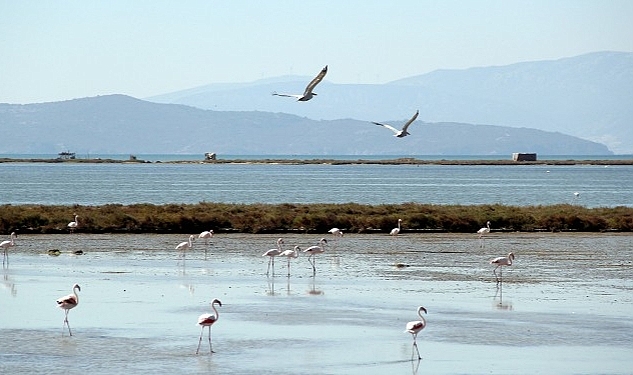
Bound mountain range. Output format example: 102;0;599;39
1;51;629;156
0;94;610;156
148;51;633;154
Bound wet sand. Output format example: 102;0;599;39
2;232;632;374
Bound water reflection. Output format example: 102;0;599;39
493;282;513;310
308;277;324;295
2;268;16;297
266;276;276;296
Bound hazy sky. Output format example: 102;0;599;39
2;0;632;104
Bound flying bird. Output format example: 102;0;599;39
373;110;419;138
405;306;427;360
272;65;328;101
490;252;515;284
196;299;222;354
57;283;81;336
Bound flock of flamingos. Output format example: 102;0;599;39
1;213;515;360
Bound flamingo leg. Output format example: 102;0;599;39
287;258;291;277
271;257;275;277
196;326;204;354
208;326;214;353
411;334;421;360
266;258;271;276
62;310;72;336
493;265;500;283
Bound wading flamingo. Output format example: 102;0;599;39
176;235;195;261
272;65;328;101
1;232;17;267
328;227;343;237
57;283;81;336
477;221;491;247
390;219;402;236
405;306;427;360
198;230;214;245
68;214;79;233
279;245;300;277
304;238;327;275
491;252;515;283
196;299;222;354
262;238;284;277
372;110;419;138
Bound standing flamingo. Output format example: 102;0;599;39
390;219;402;236
57;283;81;336
477;221;491;247
68;214;79;234
1;232;17;267
176;235;195;261
405;306;427;360
196;299;222;354
262;238;284;276
279;245;300;277
303;238;327;275
328;228;343;237
490;252;515;283
198;230;214;245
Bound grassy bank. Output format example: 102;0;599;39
1;203;632;234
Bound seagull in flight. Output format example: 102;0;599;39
272;65;328;101
372;110;419;138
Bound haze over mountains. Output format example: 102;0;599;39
0;51;628;156
149;51;633;154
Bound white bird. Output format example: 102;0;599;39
198;230;214;245
1;232;17;267
57;283;81;336
328;227;343;237
272;65;328;101
490;252;515;283
196;299;222;354
477;221;491;247
262;238;284;277
373;110;419;138
390;219;402;236
405;306;427;360
279;245;300;277
68;214;79;233
176;235;195;260
303;238;327;274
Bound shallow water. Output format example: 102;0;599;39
2;233;632;374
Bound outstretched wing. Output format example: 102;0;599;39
372;121;400;135
271;91;301;99
400;110;419;134
303;65;328;96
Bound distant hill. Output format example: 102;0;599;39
0;95;611;156
148;51;633;154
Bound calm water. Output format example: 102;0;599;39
1;233;632;374
1;159;632;207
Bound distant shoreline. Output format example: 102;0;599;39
1;156;632;166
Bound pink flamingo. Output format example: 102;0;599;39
196;299;222;354
56;283;81;336
405;306;427;360
262;238;284;276
490;252;515;283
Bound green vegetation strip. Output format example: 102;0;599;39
2;203;632;234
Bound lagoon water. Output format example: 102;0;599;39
1;156;633;374
1;157;632;207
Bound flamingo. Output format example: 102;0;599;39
57;283;81;336
198;230;214;245
68;214;79;233
196;299;222;354
262;238;284;277
372;110;419;138
491;252;515;283
303;238;327;275
279;245;300;277
477;221;491;247
1;232;17;267
390;219;402;236
405;306;427;360
176;235;195;261
328;227;343;237
272;65;328;101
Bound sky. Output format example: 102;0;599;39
1;0;632;104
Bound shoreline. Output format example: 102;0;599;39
1;156;633;165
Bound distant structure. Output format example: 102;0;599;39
512;153;537;161
205;152;217;161
57;151;76;160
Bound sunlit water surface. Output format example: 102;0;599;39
2;233;632;374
